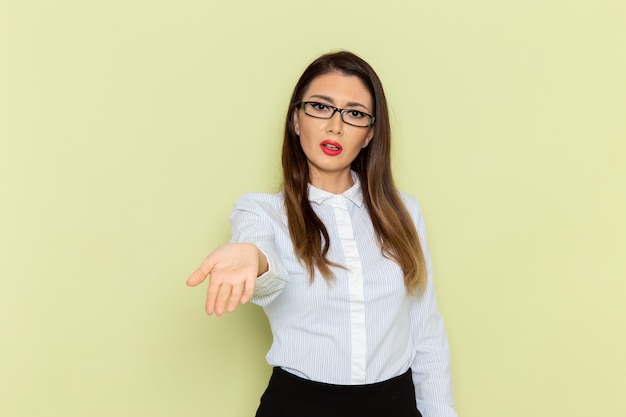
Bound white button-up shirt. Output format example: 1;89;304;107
229;176;457;417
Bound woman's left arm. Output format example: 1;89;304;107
406;196;458;417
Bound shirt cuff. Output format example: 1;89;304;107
255;247;277;289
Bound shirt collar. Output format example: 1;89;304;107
308;172;364;207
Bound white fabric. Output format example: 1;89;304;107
229;175;458;417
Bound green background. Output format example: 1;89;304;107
2;1;625;416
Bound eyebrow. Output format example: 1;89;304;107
307;94;370;111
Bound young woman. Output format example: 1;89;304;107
187;51;458;417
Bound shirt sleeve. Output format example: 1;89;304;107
405;196;458;417
229;193;289;306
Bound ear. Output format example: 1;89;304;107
362;128;374;148
293;110;300;136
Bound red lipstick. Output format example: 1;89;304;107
320;140;342;156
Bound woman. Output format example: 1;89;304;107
187;51;457;417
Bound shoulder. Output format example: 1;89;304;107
232;192;285;219
234;191;283;207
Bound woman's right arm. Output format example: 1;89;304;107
186;193;289;315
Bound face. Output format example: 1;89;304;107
293;72;374;192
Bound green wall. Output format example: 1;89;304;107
2;1;625;416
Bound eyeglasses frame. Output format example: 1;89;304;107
298;101;376;128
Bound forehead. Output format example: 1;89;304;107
302;72;373;110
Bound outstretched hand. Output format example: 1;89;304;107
186;243;267;316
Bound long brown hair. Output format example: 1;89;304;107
281;51;427;295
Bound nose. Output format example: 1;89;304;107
327;110;343;134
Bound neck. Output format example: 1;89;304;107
309;170;354;194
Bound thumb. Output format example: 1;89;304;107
186;255;216;287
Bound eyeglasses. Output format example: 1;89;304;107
299;101;375;127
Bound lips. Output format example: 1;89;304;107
320;140;343;156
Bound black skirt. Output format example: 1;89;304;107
256;367;422;417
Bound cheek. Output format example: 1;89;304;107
298;119;326;141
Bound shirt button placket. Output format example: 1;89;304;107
329;195;367;384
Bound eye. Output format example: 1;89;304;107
346;110;366;119
310;102;330;112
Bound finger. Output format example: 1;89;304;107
226;283;245;313
240;275;256;305
205;275;222;315
213;282;233;317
